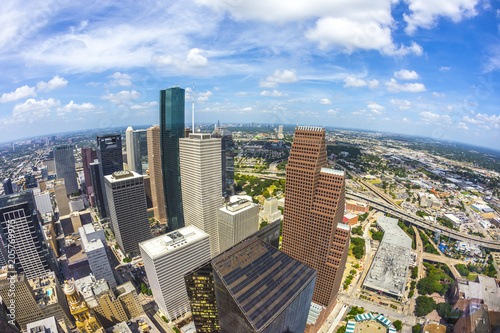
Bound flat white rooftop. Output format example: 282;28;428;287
220;199;255;215
139;225;208;260
321;168;345;176
104;170;142;183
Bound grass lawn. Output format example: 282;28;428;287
267;185;278;195
467;274;477;281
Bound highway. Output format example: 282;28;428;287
346;191;500;250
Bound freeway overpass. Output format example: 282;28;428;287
346;191;500;250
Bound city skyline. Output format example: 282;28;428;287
0;1;499;149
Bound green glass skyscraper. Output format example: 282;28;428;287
160;87;185;231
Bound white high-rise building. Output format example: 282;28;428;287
218;197;259;253
260;197;283;223
79;224;116;288
34;191;53;215
125;126;135;173
278;125;284;139
139;226;210;321
105;170;152;255
179;133;222;257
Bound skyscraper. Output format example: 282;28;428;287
125;127;135;172
160;87;185;231
97;135;123;218
89;161;106;217
0;191;54;279
81;147;98;195
139;225;211;322
147;126;167;223
2;178;13;195
104;170;152;255
212;127;235;197
54;145;79;195
282;126;349;309
127;127;148;175
63;282;102;333
179;133;222;257
277;125;284;139
185;237;317;333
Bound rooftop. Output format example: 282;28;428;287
296;126;324;132
220;199;254;215
139;225;208;259
456;276;500;311
212;237;317;332
28;272;59;308
320;168;345;176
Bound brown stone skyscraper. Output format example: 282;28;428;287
147;126;167;223
282;126;350;309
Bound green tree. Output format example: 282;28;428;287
455;264;470;277
436;302;462;319
393;320;402;331
259;221;269;229
411;267;418;279
415;296;436;317
412;324;422;333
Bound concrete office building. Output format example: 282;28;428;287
126;127;148;175
362;216;412;300
277;125;284;139
81;147;97;195
282;126;350;309
54;145;79;195
147;126;167;223
2;178;14;195
39;165;49;180
97;135;123;218
35;191;53;215
212;127;235;197
105;171;152;255
139;226;211;322
26;316;64;333
54;179;71;217
160;87;185;231
79;224;116;288
259;197;283;223
217;198;259;253
0;191;54;279
179;133;222;257
185;237;317;333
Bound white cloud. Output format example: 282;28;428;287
260;90;289;97
368;79;379;89
109;72;132;87
367;102;385;114
319;98;332;105
36;75;68;92
1;85;37;103
197;90;213;101
101;90;141;105
327;108;339;115
439;66;451;72
235;92;248;95
343;76;379;89
240;107;252;112
463;115;479;124
404;0;479;34
12;98;60;122
186;48;208;67
458;122;469;130
385;78;426;92
403;117;410;123
394;69;420;80
390;99;411;110
432;92;445;98
56;101;96;115
130;101;158;110
420;111;451;124
260;69;298;88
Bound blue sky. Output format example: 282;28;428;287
1;0;500;149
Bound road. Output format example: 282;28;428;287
346;191;500;250
463;202;492;240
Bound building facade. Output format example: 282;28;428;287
79;224;116;288
179;133;222;257
139;226;211;322
217;198;259;253
54;179;70;217
97;134;123;218
185;237;317;333
0;191;53;279
212;127;235;197
160;87;185;231
282;126;349;308
89;161;106;216
105;171;152;256
81;147;98;195
2;178;13;195
147;126;167;223
54;145;79;195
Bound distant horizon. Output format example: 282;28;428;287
3;122;499;156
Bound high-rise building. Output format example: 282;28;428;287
126;127;148;175
282;126;349;309
139;225;211;322
259;197;283;223
217;197;259;253
277;125;284;139
26;317;64;333
146;126;167;223
54;145;79;195
63;281;102;333
97;135;123;218
39;165;49;180
81;147;98;195
79;224;116;288
185;236;317;333
54;179;70;217
34;191;53;215
2;178;14;195
105;171;152;255
160;87;185;231
89;160;106;216
212;127;235;197
179;133;222;257
0;191;54;279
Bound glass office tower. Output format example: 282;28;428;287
160;87;185;231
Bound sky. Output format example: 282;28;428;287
0;0;500;150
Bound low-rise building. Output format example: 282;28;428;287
259;197;282;223
345;200;370;214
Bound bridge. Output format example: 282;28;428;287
346;191;500;250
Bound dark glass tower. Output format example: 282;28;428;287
89;161;106;217
160;87;185;231
3;178;14;195
212;127;235;198
97;135;123;218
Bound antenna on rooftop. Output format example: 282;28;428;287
192;83;195;132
